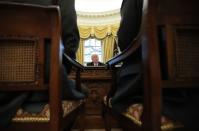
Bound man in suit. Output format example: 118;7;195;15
86;54;105;66
109;0;199;130
109;0;143;113
0;0;88;127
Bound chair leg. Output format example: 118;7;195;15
79;104;85;131
102;104;112;131
104;114;112;131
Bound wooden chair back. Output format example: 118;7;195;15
105;0;199;130
0;2;63;131
155;0;199;88
142;0;199;130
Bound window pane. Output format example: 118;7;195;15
95;41;101;46
93;47;102;52
84;41;91;46
83;38;103;63
84;55;91;62
98;55;102;61
84;48;93;54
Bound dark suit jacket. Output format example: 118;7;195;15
86;62;105;66
110;0;143;112
0;0;83;127
117;0;142;52
111;0;199;129
6;0;80;59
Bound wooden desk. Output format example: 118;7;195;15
69;67;119;129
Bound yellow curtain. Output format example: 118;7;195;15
76;24;119;64
102;35;115;62
78;24;119;39
78;26;92;39
76;39;84;64
110;24;120;37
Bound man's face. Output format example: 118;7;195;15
91;54;99;63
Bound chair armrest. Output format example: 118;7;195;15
106;0;148;68
106;38;141;68
63;53;84;92
63;53;84;70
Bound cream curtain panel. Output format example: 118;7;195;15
78;24;119;39
102;35;116;62
76;24;119;64
76;39;84;64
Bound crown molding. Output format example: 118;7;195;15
77;9;121;26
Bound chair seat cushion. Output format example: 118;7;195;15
123;103;184;130
103;97;183;130
12;100;83;122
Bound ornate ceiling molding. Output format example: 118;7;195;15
77;9;121;26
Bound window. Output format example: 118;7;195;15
84;38;102;65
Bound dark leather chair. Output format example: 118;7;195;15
0;2;84;131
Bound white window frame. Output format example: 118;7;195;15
83;38;103;65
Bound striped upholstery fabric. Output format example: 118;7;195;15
104;97;183;130
13;100;83;122
123;103;184;130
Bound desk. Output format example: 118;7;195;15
69;67;119;129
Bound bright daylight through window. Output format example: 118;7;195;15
84;39;102;65
75;0;122;65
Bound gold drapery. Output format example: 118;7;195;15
78;24;119;39
102;35;115;62
76;39;84;64
76;24;119;64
